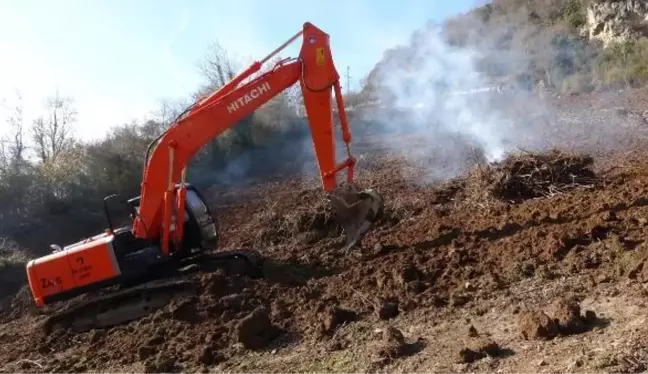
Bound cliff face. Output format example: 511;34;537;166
584;0;648;46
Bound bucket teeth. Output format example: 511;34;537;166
330;185;384;249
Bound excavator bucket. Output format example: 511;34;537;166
329;184;384;249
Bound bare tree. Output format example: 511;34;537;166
255;56;302;127
195;43;300;116
0;90;28;173
195;41;240;98
31;89;77;163
0;140;7;174
7;94;25;166
152;97;190;128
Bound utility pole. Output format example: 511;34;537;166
345;66;351;95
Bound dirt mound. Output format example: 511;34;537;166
12;266;283;372
377;299;399;320
245;193;341;247
320;306;358;335
376;326;406;360
0;286;37;323
456;325;506;364
548;297;601;335
458;337;502;363
235;307;280;350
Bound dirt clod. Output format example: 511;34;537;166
518;310;560;340
548;297;587;334
450;292;473;307
377;326;407;359
144;353;179;373
235;307;280;350
378;300;400;320
321;306;358;334
584;309;598;324
198;347;220;366
219;293;245;310
137;345;156;360
170;297;201;323
145;334;165;347
201;270;228;296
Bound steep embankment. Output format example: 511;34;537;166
584;0;648;46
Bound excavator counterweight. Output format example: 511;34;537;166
24;21;384;332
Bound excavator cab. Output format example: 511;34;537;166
124;185;219;253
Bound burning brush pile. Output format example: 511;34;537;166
457;149;599;204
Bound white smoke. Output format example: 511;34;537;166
381;31;507;158
353;20;556;182
202;11;648;189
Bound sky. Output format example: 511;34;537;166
0;0;479;143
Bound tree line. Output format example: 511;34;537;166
0;42;318;255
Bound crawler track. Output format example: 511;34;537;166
39;249;265;335
42;280;197;334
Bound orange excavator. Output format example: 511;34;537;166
24;22;384;332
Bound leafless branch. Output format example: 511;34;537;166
31;89;77;163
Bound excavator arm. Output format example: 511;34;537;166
133;22;381;253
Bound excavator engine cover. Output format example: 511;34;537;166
330;184;384;249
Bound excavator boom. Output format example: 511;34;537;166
133;21;381;251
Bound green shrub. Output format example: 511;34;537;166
562;0;586;29
594;38;648;87
0;238;29;301
561;73;595;94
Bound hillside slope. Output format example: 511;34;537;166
4;1;648;373
2;87;648;373
358;0;648;103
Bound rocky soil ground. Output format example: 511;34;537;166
2;88;648;373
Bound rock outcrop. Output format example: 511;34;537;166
584;0;648;46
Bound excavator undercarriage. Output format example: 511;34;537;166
36;183;381;334
41;248;265;334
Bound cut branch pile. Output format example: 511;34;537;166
485;149;598;201
449;149;600;206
